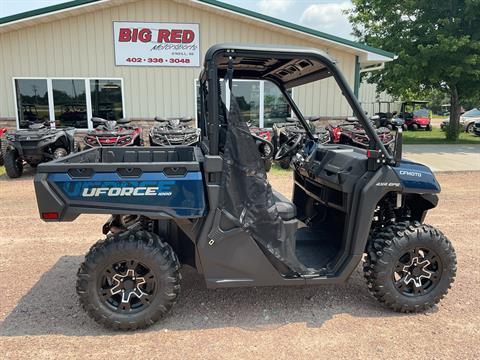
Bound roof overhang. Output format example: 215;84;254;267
0;0;136;33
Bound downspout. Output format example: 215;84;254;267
353;55;360;99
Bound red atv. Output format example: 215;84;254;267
0;127;7;166
398;101;432;131
327;118;394;152
83;118;143;148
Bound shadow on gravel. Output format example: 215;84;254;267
0;255;413;337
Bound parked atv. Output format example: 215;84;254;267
2;122;76;178
149;117;200;146
273;117;330;169
327;117;395;152
0;127;7;166
83;117;143;148
34;44;456;330
249;127;274;172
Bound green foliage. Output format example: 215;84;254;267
348;0;480;140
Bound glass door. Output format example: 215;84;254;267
52;79;88;128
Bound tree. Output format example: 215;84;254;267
348;0;480;140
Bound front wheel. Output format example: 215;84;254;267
466;122;474;134
76;230;181;330
53;147;68;159
426;124;432;131
364;221;456;313
4;149;23;178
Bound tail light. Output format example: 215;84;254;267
42;212;59;220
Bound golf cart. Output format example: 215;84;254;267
372;101;404;129
34;44;456;330
398;100;432;131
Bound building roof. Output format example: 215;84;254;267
0;0;396;63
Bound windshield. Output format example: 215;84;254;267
201;46;394;160
463;108;480;117
413;108;429;117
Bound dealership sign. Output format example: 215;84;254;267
113;22;200;67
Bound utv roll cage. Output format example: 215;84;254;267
197;44;394;163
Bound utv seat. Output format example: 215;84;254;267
272;189;296;221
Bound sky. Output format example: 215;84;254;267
0;0;355;40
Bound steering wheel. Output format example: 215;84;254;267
275;134;303;160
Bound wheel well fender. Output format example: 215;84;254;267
403;193;438;222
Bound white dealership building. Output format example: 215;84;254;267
0;0;396;130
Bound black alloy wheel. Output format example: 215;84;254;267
99;260;157;313
77;230;181;330
364;221;456;312
393;247;442;297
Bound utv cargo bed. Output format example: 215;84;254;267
34;146;206;221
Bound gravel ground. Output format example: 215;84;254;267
0;168;479;359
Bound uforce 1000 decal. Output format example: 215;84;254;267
82;185;173;197
82;186;171;197
58;181;175;198
46;172;207;216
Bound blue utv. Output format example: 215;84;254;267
34;44;456;330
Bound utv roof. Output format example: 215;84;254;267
204;43;337;88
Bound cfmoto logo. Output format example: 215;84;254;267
399;170;422;177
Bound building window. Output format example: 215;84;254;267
52;79;88;128
14;77;124;129
232;81;261;127
14;79;50;128
90;79;124;120
195;79;291;128
264;81;291;128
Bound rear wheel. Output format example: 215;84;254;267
426;124;432;131
410;123;419;131
76;230;181;330
364;221;456;312
4;149;23;178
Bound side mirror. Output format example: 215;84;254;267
394;127;403;164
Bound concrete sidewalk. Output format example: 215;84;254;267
403;144;480;172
